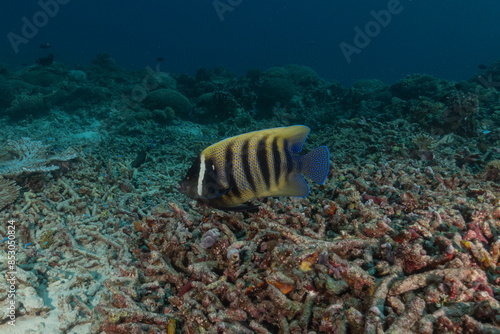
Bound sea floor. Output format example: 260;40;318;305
0;67;500;333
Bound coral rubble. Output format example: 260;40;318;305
0;59;499;333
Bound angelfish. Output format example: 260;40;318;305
177;125;330;210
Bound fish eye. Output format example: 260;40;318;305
208;187;215;194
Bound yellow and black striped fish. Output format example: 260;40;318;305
177;125;329;210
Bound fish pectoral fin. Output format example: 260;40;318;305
199;186;231;200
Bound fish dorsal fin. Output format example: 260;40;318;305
215;125;310;153
271;125;310;154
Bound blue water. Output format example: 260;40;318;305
1;0;499;85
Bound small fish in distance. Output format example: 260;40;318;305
40;43;51;49
177;125;330;210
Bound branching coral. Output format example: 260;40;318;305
411;133;436;160
0;177;20;210
0;138;77;176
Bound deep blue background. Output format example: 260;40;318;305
1;0;499;85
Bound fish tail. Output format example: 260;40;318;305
300;146;329;184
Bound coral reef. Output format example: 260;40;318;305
5;93;48;120
195;90;241;121
67;70;88;83
46;81;112;112
142;89;192;118
390;74;446;100
18;65;64;87
92;53;117;70
0;177;20;211
0;58;500;333
484;160;500;182
86;143;500;332
0;138;77;177
0;79;41;113
442;92;480;136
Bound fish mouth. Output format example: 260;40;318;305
177;181;192;196
176;183;184;193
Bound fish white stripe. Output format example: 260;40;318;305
197;154;205;197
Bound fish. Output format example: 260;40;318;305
40;43;51;49
157;57;165;62
177;125;330;210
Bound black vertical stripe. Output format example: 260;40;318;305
225;144;241;198
257;136;271;189
185;155;201;180
241;139;256;193
272;137;281;186
284;139;294;176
